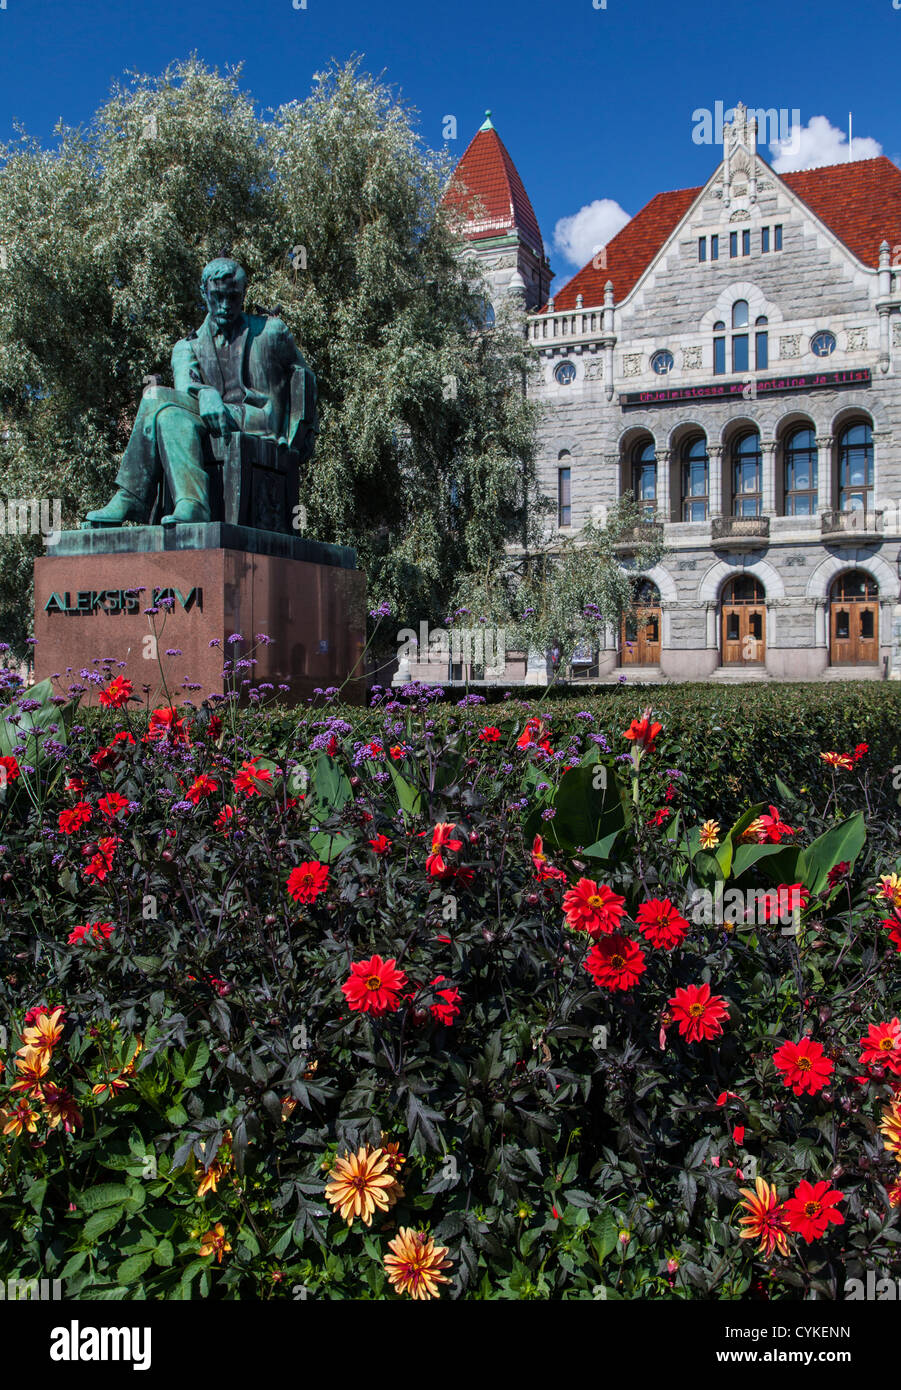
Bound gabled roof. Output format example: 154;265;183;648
444;112;545;259
545;155;901;312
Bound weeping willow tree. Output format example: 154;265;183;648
0;56;539;657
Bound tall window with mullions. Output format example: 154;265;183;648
681;436;709;521
731;431;762;516
631;441;657;518
557;458;572;527
838;421;873;511
784;427;818;515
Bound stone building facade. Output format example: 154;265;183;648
421;105;901;683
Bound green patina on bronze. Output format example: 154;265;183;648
84;259;318;531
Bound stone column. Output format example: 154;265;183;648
761;440;777;515
871;431;892;520
813;597;828;649
708;445;724;518
815;435;833;513
656;448;671;522
705;601;718;649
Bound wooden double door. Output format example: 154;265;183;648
721;575;766;666
621;580;662;665
621;606;661;665
830;571;879;666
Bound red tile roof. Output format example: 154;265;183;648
444;119;545;259
544;186;701;312
780;156;901;269
544;156;901;312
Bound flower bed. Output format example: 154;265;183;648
0;659;900;1300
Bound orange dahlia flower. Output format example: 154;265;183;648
737;1177;790;1258
384;1227;453;1299
20;1005;66;1055
879;1098;901;1158
324;1145;404;1227
198;1223;231;1263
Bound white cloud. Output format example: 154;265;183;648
553;198;631;268
769;114;882;172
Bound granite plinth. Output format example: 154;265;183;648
34;528;367;707
50;524;356;567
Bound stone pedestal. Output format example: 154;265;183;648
33;524;367;706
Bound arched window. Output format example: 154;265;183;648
631;441;657;518
557;450;572;527
831;570;878;601
722;575;765;604
713;301;761;375
633;578;661;606
681;436;709;520
784;426;817;515
838;421;873;511
731;431;762;516
731;300;749;373
755;316;768;370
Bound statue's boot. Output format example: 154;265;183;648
161;500;211;526
84;489;146;527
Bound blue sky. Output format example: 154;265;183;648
1;0;899;295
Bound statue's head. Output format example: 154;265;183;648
200;258;247;333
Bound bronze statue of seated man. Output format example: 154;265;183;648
85;257;317;528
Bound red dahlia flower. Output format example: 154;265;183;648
583;934;646;991
428;976;461;1025
426;822;463;879
882;915;901;952
232;758;273;796
635;898;689;950
530;834;567;884
772;1036;834;1095
755;806;796;844
623;708;662;754
562;878;626;937
146;706;189;745
98;791;130;821
758;883;809;922
668;983;730;1043
59;801;92;835
286;861;329;903
858;1018;901;1075
0;754;20;784
368;835;392;855
185;774;217;804
68;921;114;947
782;1180;844;1242
98;674;134;709
516;716;551;752
341;955;408;1015
82;836;119;883
479;726;501;742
